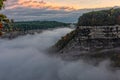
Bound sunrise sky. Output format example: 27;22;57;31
2;0;120;22
6;0;120;10
44;0;120;9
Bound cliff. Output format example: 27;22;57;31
52;26;120;67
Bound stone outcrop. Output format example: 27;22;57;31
52;26;120;67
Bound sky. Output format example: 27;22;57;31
5;0;120;10
1;0;120;22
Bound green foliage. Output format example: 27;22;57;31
0;0;9;24
0;14;10;23
55;30;77;51
0;0;6;10
13;21;69;31
78;8;120;26
0;0;11;33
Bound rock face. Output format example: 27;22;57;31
52;26;120;67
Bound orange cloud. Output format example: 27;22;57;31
7;0;76;11
18;0;46;8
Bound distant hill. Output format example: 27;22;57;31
13;21;70;30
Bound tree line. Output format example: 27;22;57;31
9;21;70;31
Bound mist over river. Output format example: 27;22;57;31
0;28;120;80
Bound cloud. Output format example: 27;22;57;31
1;6;87;22
2;0;114;22
5;0;75;11
1;0;79;22
0;28;120;80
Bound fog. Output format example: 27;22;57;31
0;28;120;80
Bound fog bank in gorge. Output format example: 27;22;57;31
0;28;120;80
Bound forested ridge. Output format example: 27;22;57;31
78;8;120;26
12;21;70;30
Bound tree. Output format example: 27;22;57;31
0;0;6;10
0;0;10;35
